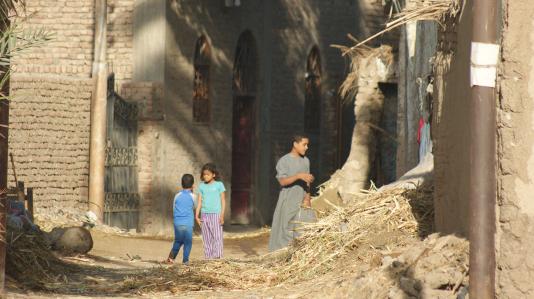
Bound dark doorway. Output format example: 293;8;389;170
231;31;257;224
231;96;254;224
370;83;398;187
304;46;321;192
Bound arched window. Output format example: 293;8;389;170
193;35;211;123
232;31;257;96
305;46;322;132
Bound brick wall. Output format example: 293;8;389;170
108;0;134;85
146;0;387;229
13;0;134;81
8;75;93;216
9;0;390;231
496;1;534;296
13;0;94;76
8;0;136;221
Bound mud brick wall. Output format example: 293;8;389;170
12;0;95;76
432;5;471;237
8;0;135;219
496;0;534;297
428;0;534;296
8;75;93;216
13;0;134;82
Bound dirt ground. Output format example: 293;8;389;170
90;228;270;266
6;227;271;299
5;185;463;299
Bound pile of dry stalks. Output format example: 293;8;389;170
121;259;277;294
275;184;434;283
4;184;433;296
123;184;433;294
5;228;73;290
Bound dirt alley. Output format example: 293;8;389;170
7;227;271;298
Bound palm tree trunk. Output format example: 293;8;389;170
338;84;385;195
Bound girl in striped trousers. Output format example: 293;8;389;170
195;163;226;259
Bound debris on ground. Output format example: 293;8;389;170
34;211;125;235
277;184;435;283
344;233;469;299
5;183;469;299
118;184;436;294
5;226;74;290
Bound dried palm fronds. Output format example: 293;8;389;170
119;185;433;295
333;42;394;102
344;0;464;53
6;184;433;296
273;185;434;283
5;228;74;290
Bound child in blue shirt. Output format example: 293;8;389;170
166;174;196;264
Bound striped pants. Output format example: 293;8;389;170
201;213;223;259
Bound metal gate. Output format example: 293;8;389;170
104;74;139;230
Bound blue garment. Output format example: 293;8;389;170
170;224;193;263
198;181;226;213
173;190;195;227
419;122;432;162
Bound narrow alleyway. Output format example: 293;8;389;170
1;0;514;297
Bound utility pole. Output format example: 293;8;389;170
88;0;108;221
469;0;499;298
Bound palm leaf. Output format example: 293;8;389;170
0;0;53;109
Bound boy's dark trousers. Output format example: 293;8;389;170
170;224;193;263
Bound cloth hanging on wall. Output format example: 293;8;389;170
419;122;432;162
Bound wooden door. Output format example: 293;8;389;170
231;95;254;224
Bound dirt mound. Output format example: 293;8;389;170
347;233;469;299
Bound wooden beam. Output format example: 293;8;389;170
0;99;9;297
